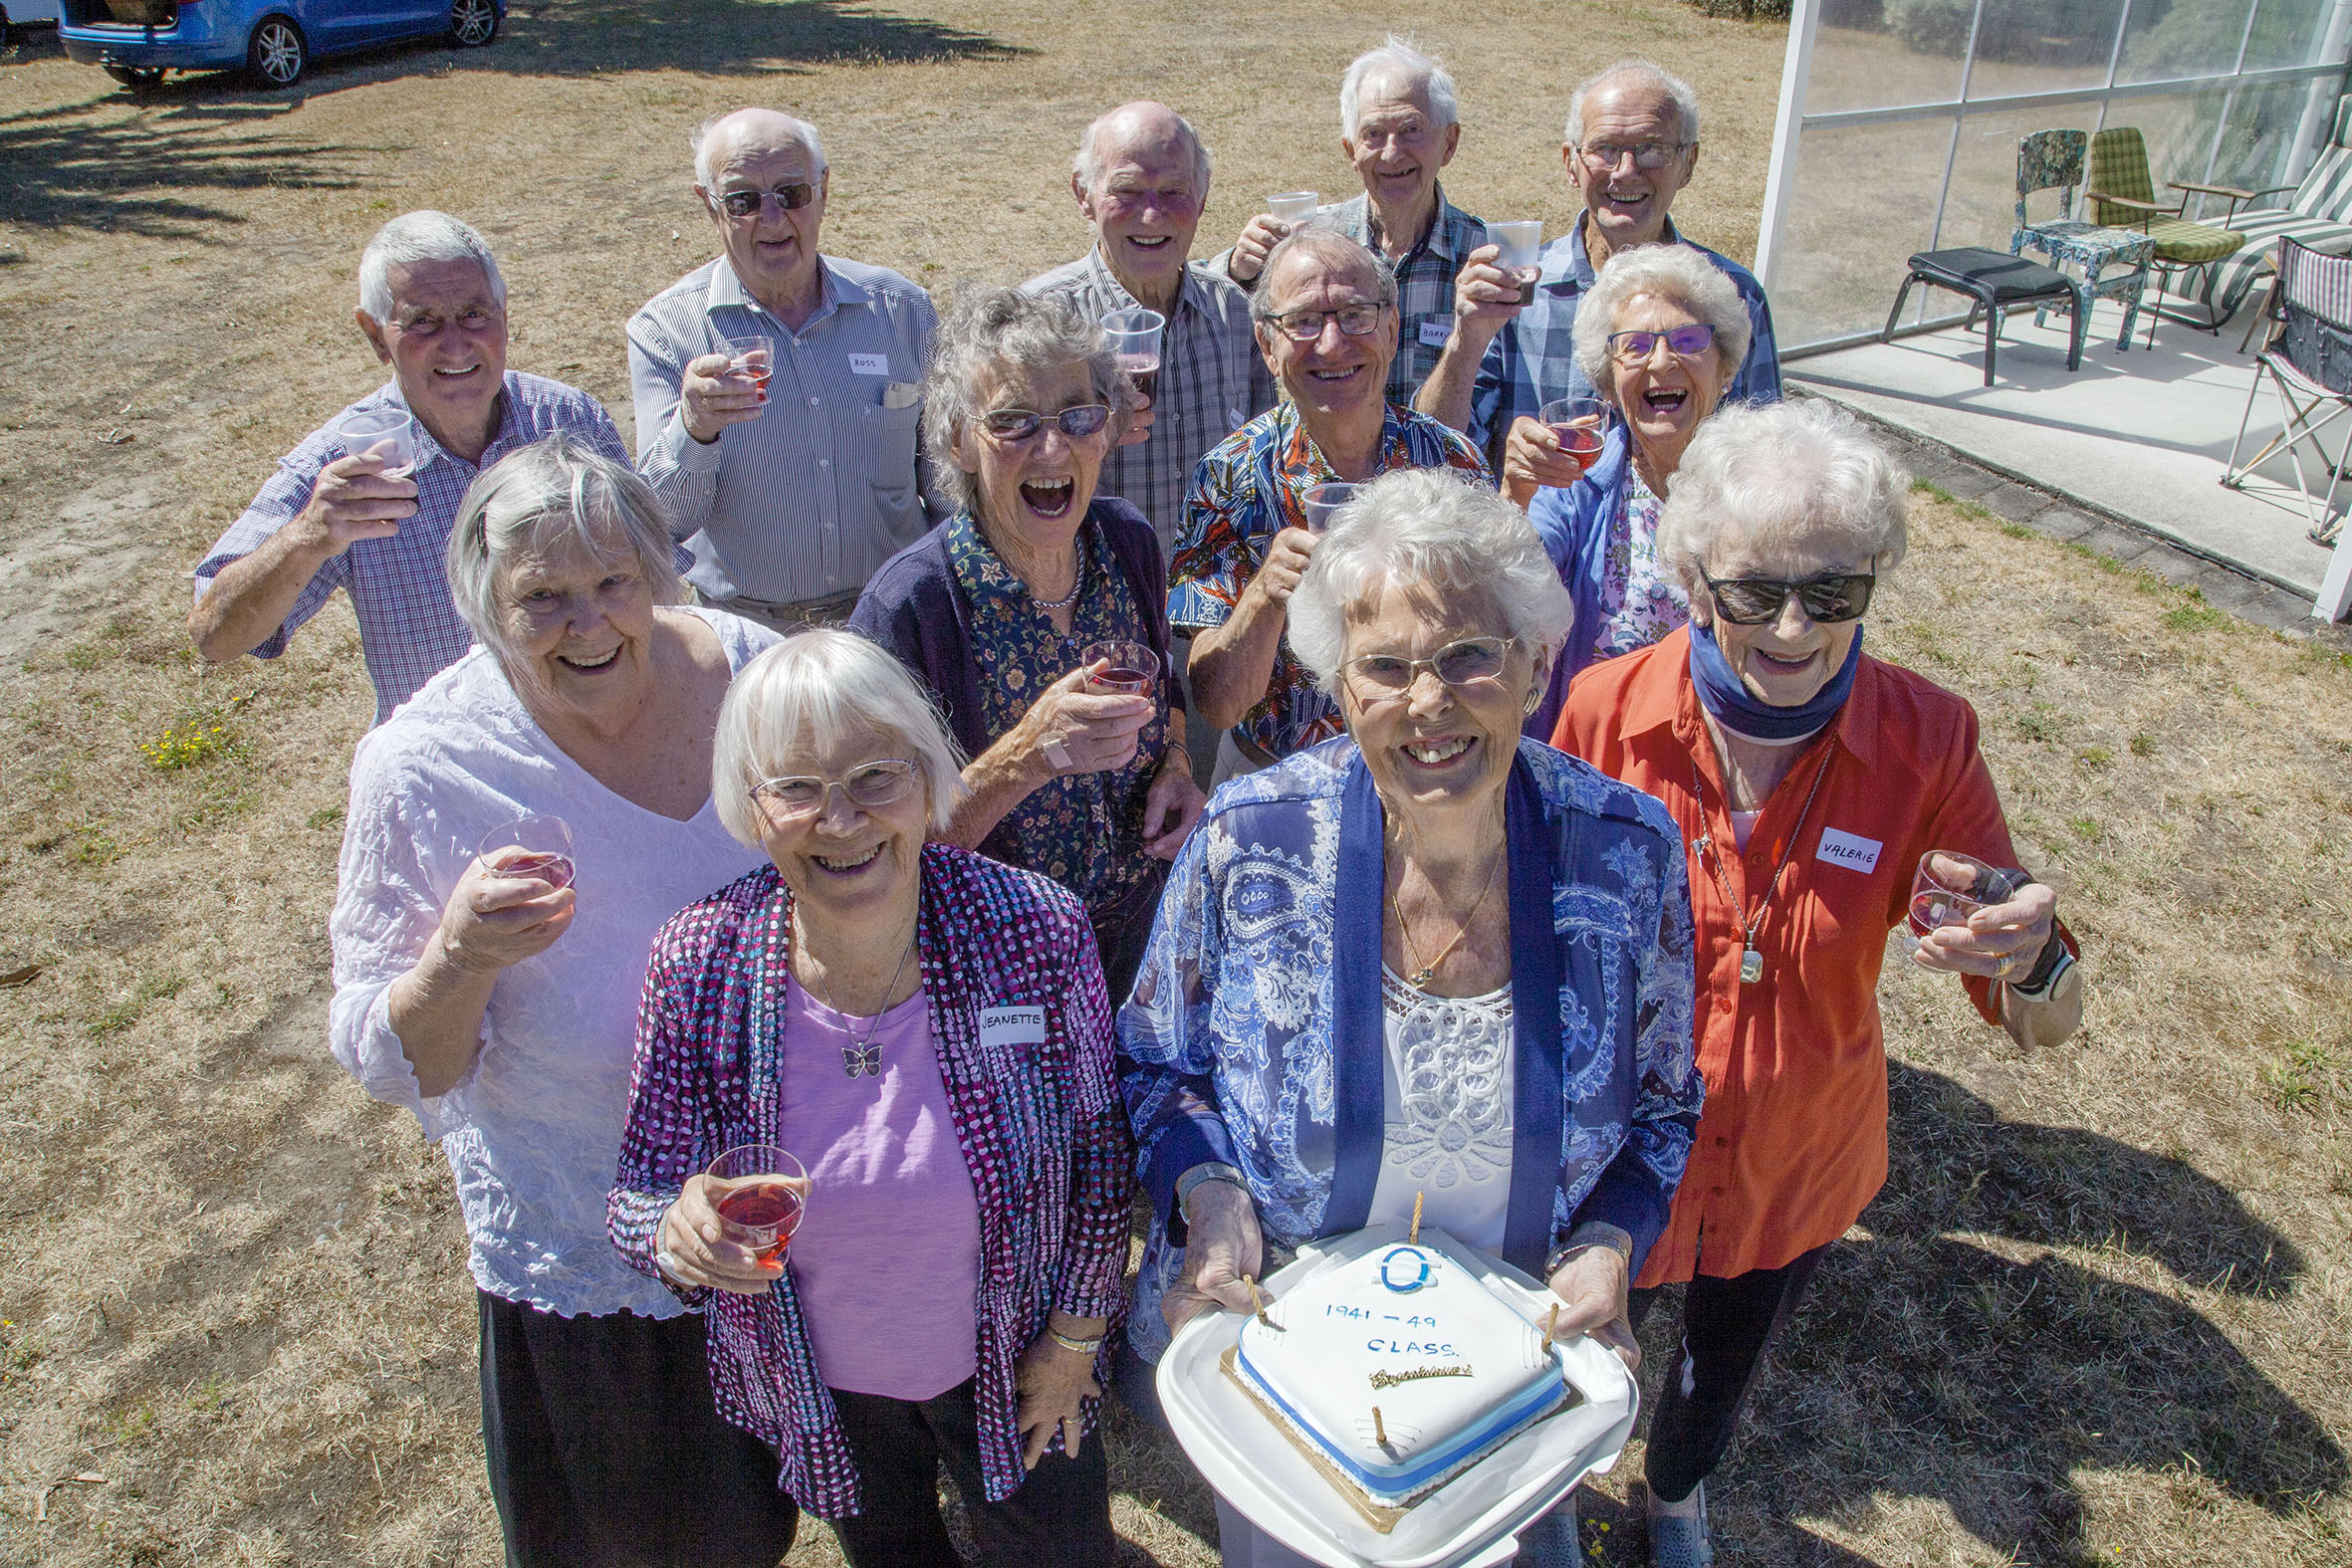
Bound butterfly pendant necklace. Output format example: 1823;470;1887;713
800;920;917;1079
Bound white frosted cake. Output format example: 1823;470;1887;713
1234;1230;1571;1509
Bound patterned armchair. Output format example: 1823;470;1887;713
2010;128;2156;350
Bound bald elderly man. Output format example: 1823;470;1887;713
1216;36;1487;408
629;108;940;630
1024;102;1272;557
1417;58;1780;473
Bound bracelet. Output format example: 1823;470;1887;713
1048;1328;1104;1356
2007;941;2076;1002
1544;1222;1633;1280
1176;1162;1249;1214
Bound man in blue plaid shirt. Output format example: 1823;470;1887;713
1214;37;1486;410
1417;60;1781;483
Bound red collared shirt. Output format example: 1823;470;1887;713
1555;628;2044;1285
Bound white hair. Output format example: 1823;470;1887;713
445;433;686;671
1071;104;1213;198
1250;222;1400;324
356;211;505;324
691;110;828;190
711;629;971;847
1656;400;1910;599
1288;468;1573;690
1571;244;1751;399
1564;58;1701;147
1340;36;1460;137
922;287;1133;516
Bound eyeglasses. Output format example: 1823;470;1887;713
1577;139;1693;171
1606;324;1717;364
715;183;818;219
979;404;1113;441
387;305;503;337
1699;570;1876;625
749;759;919;818
1340;637;1517;700
1261;302;1388;341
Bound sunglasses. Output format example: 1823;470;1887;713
1700;569;1876;625
979;404;1113;441
716;183;818;219
1261;302;1388;341
1606;324;1718;364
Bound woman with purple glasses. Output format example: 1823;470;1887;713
851;287;1204;1000
1509;243;1760;739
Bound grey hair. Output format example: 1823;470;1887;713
691;109;828;190
357;211;506;324
1571;244;1751;400
1250;223;1400;324
1288;467;1573;691
1072;104;1213;198
920;286;1132;516
1656;400;1910;601
1339;36;1460;137
1564;58;1702;147
445;432;686;669
711;629;971;846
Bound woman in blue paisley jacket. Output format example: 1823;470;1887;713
1119;468;1703;1568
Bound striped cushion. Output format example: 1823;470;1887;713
2291;144;2352;220
2204;213;2352;318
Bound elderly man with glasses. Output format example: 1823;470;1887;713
629;108;941;632
1171;226;1490;784
190;210;632;727
1216;36;1487;409
1417;58;1781;477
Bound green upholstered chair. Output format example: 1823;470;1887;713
2086;125;2248;344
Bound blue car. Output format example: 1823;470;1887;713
58;0;500;90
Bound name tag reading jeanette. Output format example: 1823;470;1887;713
979;1005;1048;1048
1418;317;1453;348
848;352;890;375
1815;827;1884;874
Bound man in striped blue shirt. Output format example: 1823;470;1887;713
190;212;631;726
630;109;941;630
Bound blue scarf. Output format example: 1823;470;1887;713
1688;618;1863;743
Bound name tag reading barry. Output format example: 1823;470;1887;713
848;352;890;375
979;1005;1047;1048
1418;317;1453;348
1815;827;1883;874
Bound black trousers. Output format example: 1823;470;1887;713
827;1379;1115;1568
478;1291;800;1568
1626;1243;1829;1505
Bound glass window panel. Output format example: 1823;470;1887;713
1808;2;1971;115
1771;115;1965;346
2201;80;2310;195
1941;105;2106;259
2238;0;2334;70
2119;0;2260;83
1966;0;2134;102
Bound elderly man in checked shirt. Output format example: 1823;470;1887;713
189;211;632;727
1213;37;1487;410
630;108;942;631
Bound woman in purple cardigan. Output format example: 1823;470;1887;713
607;629;1135;1567
850;287;1205;1000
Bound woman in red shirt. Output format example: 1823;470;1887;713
1552;399;2081;1567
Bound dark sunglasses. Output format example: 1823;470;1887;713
716;183;818;219
1700;569;1876;625
1606;323;1718;363
979;404;1113;441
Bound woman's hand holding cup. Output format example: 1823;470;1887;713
1020;664;1152;779
655;1174;786;1296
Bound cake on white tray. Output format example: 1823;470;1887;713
1234;1228;1573;1509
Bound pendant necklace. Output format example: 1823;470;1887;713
1389;849;1505;990
1690;742;1834;985
799;917;917;1078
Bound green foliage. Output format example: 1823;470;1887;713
1686;0;1791;17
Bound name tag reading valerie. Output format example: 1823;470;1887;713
978;1005;1048;1048
848;352;890;375
1815;827;1884;874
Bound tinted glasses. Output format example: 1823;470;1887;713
1577;140;1693;171
749;759;919;818
1605;324;1718;364
716;183;818;219
1340;637;1517;700
979;404;1114;441
1699;570;1876;625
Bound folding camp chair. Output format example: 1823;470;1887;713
2223;236;2352;617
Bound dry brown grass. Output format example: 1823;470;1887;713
0;2;2346;1564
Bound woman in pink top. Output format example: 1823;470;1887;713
608;629;1133;1567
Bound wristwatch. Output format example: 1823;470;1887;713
1176;1162;1249;1215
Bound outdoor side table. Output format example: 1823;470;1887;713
1883;247;2086;386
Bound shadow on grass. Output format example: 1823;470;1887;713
1694;1061;2345;1564
0;1;1024;237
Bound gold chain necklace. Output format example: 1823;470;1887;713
1388;849;1506;990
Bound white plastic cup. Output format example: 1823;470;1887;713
1488;221;1544;305
1267;191;1320;225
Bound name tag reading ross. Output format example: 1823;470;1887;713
848;352;890;375
978;1006;1048;1048
1418;317;1453;348
1815;828;1884;874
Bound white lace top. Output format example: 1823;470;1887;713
328;608;778;1317
1366;967;1516;1253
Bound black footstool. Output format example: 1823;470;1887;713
1885;247;2086;386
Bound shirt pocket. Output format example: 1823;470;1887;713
854;394;925;531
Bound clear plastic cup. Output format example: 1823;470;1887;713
706;1145;810;1265
721;334;775;406
1488;221;1544;305
1267;191;1320;225
333;408;417;479
1100;307;1166;402
1539;397;1611;465
1302;481;1361;533
1081;640;1159;696
477;814;576;891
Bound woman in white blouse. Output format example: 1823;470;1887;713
328;433;799;1566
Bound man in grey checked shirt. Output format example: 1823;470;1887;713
1023;102;1271;560
190;211;631;726
1213;37;1486;409
630;108;941;631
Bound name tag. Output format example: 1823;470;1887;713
848;352;889;375
978;1005;1048;1048
1418;317;1453;348
1815;828;1883;874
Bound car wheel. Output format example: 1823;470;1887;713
449;0;497;47
246;15;305;88
104;65;167;91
